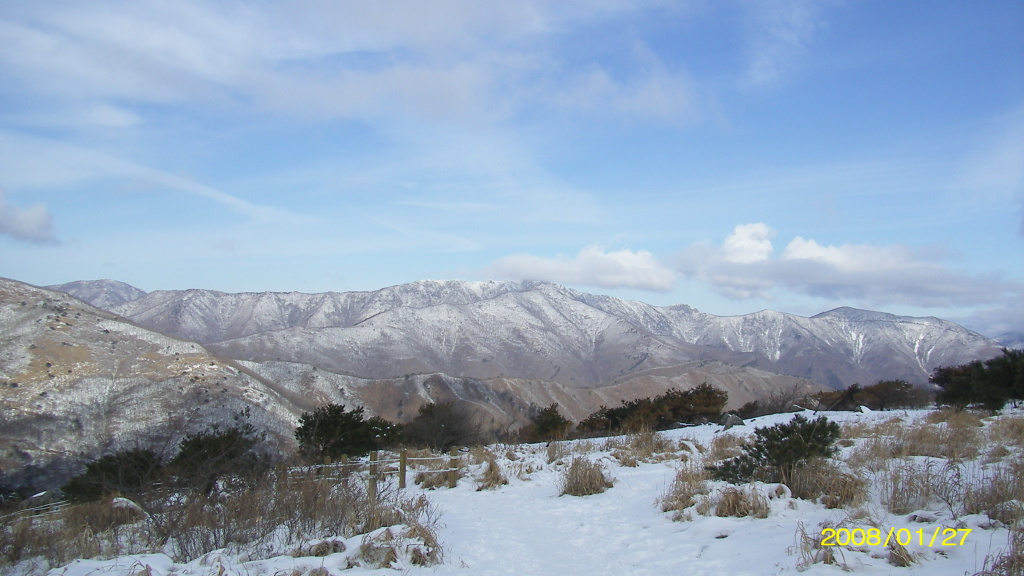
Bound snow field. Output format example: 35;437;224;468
6;408;1019;576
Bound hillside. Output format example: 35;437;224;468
0;278;306;489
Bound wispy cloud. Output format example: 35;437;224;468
0;190;57;244
740;0;832;88
0;1;699;127
675;223;1024;308
488;245;677;291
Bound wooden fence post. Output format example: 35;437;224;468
368;451;378;505
399;449;407;490
448;447;459;489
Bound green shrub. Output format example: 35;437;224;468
61;448;164;502
520;403;572;443
402;402;483;451
578;384;728;435
932;349;1024;411
168;411;267;493
295;404;401;461
708;415;841;486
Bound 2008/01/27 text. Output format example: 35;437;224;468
821;527;972;548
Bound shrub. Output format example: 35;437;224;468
932;349;1024;411
61;448;164;503
167;410;268;494
578;384;728;435
708;415;841;486
813;380;931;411
520;404;572;443
295;404;400;461
402;402;483;451
558;457;612;496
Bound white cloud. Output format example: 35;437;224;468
723;222;775;263
0;190;56;244
488;245;676;291
676;223;1024;308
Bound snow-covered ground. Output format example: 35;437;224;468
11;409;1018;576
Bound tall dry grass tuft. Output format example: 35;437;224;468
712;486;770;518
660;460;711;521
787;459;868;509
707;433;746;463
878;458;939;515
607;429;675;467
989;415;1024;447
471;448;509;491
558;457;613;496
962;458;1024;524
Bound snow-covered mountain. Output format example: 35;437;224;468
0;278;309;489
91;279;1003;388
48;279;147;309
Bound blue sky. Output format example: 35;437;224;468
0;1;1022;337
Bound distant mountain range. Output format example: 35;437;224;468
0;276;1008;489
53;278;1005;389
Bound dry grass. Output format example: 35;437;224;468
989;415;1024;447
546;441;570;464
607;429;676;467
877;458;940;515
471;448;509;491
707;433;746;463
979;523;1023;576
660;460;711;521
925;408;985;428
711;486;770;518
787;459;868;509
791;521;838;570
962;458;1024;524
558;457;613;496
0;468;442;567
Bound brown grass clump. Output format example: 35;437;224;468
787;459;868;509
712;486;770;518
472;448;509;491
878;458;940;515
558;457;613;496
707;433;746;463
791;521;838;570
660;460;711;521
608;429;675;467
963;458;1024;524
888;539;916;567
546;441;570;464
925;408;984;428
989;415;1024;447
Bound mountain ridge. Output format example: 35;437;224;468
54;278;1005;389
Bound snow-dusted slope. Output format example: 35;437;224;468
0;278;305;489
47;279;147;309
105;280;1003;388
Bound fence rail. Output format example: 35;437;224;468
1;448;462;525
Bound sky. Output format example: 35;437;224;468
0;1;1022;338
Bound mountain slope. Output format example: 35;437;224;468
102;280;1003;388
0;278;306;489
48;279;147;309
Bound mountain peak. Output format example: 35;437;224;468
48;279;147;309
